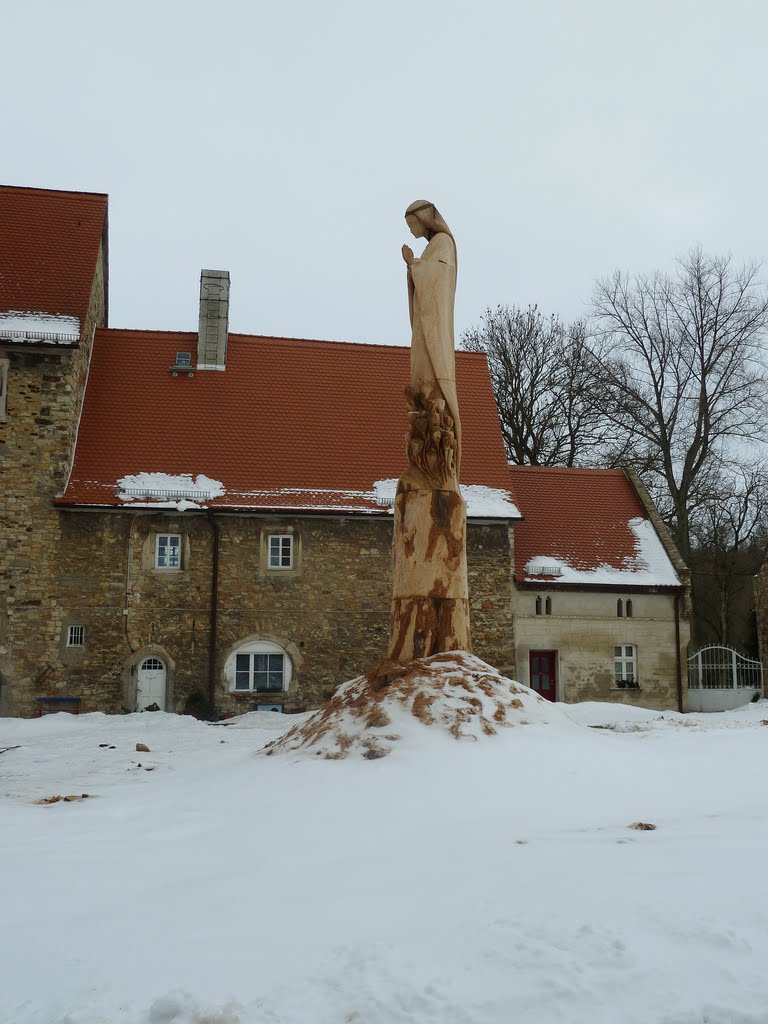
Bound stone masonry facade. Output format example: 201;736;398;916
16;509;515;717
0;245;106;715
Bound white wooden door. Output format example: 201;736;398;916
137;657;166;711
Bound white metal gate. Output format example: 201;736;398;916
687;646;763;712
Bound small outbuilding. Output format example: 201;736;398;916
508;465;691;710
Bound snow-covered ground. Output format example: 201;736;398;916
2;696;768;1024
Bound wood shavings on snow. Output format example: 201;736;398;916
262;651;568;760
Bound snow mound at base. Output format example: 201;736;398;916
262;651;570;760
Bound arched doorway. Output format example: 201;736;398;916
137;656;167;711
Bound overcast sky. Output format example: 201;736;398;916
5;0;767;345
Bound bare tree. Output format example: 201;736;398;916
688;463;768;650
462;306;613;466
591;247;768;561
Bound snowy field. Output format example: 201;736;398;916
2;695;768;1024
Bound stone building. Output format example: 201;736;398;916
0;186;108;717
0;185;690;717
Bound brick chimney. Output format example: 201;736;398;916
197;269;230;370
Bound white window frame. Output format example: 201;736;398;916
228;640;292;693
614;644;637;685
0;358;9;422
155;533;182;571
267;534;294;570
67;624;85;647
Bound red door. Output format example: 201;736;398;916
529;650;557;701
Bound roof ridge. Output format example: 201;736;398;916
0;184;108;201
508;465;626;475
94;328;490;354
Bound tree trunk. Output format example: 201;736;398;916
388;483;471;662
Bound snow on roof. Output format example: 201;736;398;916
0;311;81;344
509;466;681;588
117;472;226;501
523;517;680;586
372;479;521;519
59;331;517;518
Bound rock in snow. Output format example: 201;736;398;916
263;651;568;759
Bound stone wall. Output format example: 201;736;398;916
514;587;689;711
28;508;516;717
0;244;106;716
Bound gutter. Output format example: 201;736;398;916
207;511;221;715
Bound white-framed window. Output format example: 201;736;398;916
155;533;182;570
0;358;9;422
229;640;292;693
268;534;293;570
614;644;637;685
67;625;85;647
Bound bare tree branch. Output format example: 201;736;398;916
461;306;610;467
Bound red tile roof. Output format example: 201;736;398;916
60;331;515;515
508;466;680;587
0;185;107;338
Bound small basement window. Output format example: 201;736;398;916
268;534;293;570
155;534;181;570
67;625;85;647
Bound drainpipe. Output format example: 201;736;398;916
207;511;221;715
674;592;684;713
124;513;139;652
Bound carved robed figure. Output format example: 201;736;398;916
388;201;472;662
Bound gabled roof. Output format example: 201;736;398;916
508;465;681;588
60;331;519;517
0;185;107;343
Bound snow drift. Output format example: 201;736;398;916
262;651;568;759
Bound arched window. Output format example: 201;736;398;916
535;596;542;615
617;599;624;618
226;640;292;693
545;596;552;615
626;599;633;618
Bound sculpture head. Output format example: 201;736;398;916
405;200;453;241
